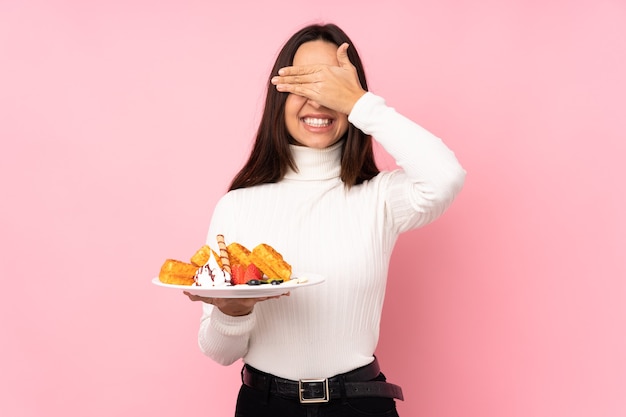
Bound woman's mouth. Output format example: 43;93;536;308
302;117;333;128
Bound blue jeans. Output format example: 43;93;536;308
234;372;400;417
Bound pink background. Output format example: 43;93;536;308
2;0;625;416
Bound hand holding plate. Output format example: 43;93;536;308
183;291;288;316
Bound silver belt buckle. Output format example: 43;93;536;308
298;378;330;403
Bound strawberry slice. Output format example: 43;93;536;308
244;263;263;283
230;264;246;285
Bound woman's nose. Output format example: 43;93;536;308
306;98;322;109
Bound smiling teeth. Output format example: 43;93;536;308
303;117;332;127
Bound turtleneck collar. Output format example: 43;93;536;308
283;140;343;181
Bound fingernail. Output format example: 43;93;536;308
271;76;278;84
278;68;285;75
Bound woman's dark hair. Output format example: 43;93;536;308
229;23;379;191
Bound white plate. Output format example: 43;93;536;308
152;273;325;298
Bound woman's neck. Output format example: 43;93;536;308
283;141;343;181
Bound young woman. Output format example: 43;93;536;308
185;23;466;417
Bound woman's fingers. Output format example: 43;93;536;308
271;69;321;92
270;43;364;114
183;293;287;303
277;64;323;77
183;291;213;304
274;43;351;79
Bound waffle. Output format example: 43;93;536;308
226;242;252;268
158;259;198;285
190;245;222;269
249;243;292;281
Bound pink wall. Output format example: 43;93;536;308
1;1;624;416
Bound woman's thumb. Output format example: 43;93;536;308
337;43;352;67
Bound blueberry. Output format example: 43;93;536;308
247;279;261;286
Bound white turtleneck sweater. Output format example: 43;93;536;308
197;92;466;380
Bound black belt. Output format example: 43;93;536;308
241;358;404;403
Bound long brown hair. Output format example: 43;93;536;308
229;23;379;191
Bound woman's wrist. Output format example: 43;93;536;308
213;298;257;317
217;306;254;317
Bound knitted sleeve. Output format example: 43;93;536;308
348;92;466;233
197;303;255;365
